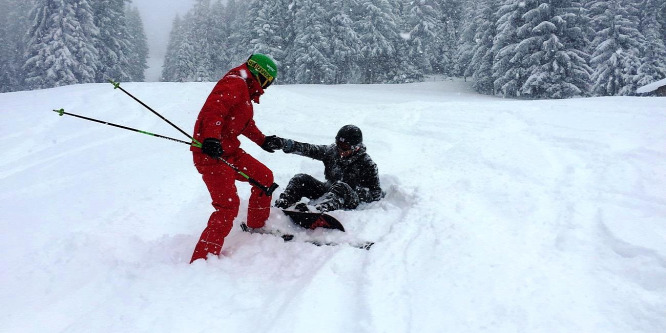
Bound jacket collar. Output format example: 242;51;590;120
226;63;265;104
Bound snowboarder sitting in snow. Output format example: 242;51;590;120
268;125;384;213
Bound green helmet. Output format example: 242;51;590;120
246;53;277;88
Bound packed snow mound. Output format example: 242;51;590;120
1;79;665;332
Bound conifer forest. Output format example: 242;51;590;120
1;0;665;99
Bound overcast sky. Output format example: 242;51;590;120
130;0;196;81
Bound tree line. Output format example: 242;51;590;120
2;0;665;99
163;0;666;98
0;0;148;92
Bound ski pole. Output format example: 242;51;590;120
107;80;278;195
216;157;279;196
107;79;201;147
52;109;278;196
52;108;197;146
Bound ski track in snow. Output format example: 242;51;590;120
1;80;665;332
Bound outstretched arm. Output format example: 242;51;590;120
282;139;329;161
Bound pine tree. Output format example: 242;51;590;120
466;0;499;94
208;1;232;78
589;0;644;96
661;3;666;48
329;1;361;83
23;0;100;89
161;0;225;82
402;0;441;74
492;0;591;98
125;6;149;82
225;0;251;66
0;0;32;92
188;0;216;82
246;0;294;82
492;0;530;97
352;0;402;83
171;14;197;81
290;0;336;84
161;15;184;81
636;0;666;87
0;0;12;92
432;0;464;76
519;0;592;98
457;0;481;79
93;0;132;82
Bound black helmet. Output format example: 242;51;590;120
335;125;362;150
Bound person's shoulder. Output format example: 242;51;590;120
215;74;249;96
360;150;377;165
220;74;247;87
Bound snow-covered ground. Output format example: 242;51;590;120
1;79;665;332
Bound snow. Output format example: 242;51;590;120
2;79;666;332
637;77;666;94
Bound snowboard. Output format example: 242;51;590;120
281;209;346;232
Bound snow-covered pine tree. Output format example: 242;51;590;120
352;0;402;83
0;0;12;92
492;0;530;97
329;1;361;83
289;0;336;84
519;0;592;98
661;2;666;48
0;0;32;92
188;0;217;82
171;14;197;81
207;0;231;79
492;0;592;98
223;0;251;67
465;0;499;95
23;0;100;90
431;0;463;76
125;6;149;82
93;0;132;82
636;0;666;88
246;0;294;83
161;15;184;81
456;0;481;79
589;0;644;96
162;0;224;82
402;0;441;74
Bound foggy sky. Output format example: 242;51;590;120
130;0;195;81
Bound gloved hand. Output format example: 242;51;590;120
201;138;223;158
261;135;285;153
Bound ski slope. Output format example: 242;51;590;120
1;79;665;332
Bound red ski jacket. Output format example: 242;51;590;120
191;64;267;165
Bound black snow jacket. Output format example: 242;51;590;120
283;140;383;203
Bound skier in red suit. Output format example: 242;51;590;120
189;54;283;263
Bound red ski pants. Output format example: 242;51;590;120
190;150;273;263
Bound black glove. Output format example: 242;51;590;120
261;135;285;153
201;138;223;158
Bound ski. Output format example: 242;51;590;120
240;223;374;250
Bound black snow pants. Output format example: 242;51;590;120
279;173;360;211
